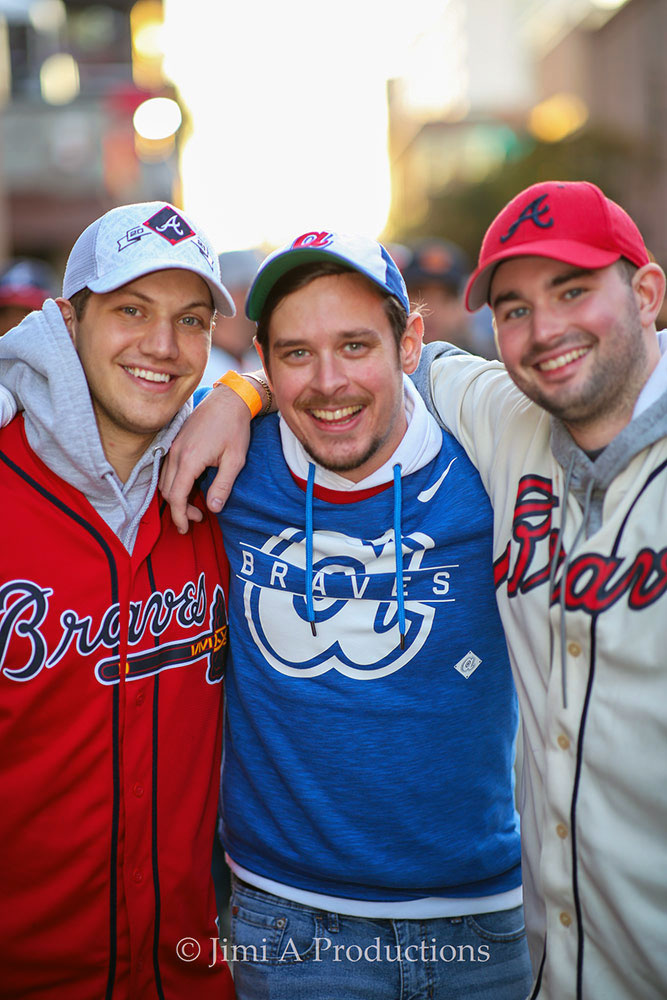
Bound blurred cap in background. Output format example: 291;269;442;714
219;248;264;290
0;258;57;311
0;258;58;336
402;239;470;296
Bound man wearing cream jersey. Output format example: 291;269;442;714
162;232;532;999
410;181;667;1000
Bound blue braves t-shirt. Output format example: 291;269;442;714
214;413;520;900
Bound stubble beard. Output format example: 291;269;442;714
512;297;650;437
302;433;387;475
300;394;405;478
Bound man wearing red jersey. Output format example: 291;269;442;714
0;203;236;998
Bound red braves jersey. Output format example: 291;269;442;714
0;417;234;999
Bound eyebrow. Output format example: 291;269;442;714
110;287;213;311
491;267;596;310
271;328;380;349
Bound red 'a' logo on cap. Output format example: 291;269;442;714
291;231;334;249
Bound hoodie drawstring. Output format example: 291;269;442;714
303;462;406;648
393;463;406;650
103;469;133;518
305;462;317;636
121;446;164;551
548;454;595;708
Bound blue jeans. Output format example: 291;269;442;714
229;878;534;1000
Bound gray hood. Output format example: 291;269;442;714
0;299;193;552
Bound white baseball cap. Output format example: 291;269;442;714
62;201;236;316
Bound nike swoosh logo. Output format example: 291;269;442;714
417;458;457;503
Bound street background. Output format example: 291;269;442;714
1;0;665;285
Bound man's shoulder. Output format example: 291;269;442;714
245;413;283;466
212;413;286;514
429;351;539;427
429;350;509;386
0;416;74;523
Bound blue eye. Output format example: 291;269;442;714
504;306;529;320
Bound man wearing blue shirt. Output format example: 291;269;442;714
166;232;531;1000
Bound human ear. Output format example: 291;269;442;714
400;311;424;374
55;297;77;343
632;263;666;329
253;335;270;378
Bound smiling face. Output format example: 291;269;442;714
490;256;663;449
58;269;213;478
258;272;422;481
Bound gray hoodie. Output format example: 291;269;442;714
0;299;193;553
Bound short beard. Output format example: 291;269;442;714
512;293;650;434
302;435;386;475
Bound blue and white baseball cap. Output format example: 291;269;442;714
245;230;410;320
62;201;236;316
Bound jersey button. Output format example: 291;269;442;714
133;869;144;884
133;783;144;798
135;690;145;707
560;912;572;927
556;823;568;839
567;642;582;657
557;734;570;750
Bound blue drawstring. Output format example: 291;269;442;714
393;463;406;649
304;461;404;646
305;462;317;636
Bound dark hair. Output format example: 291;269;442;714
617;257;639;285
69;287;93;320
255;261;409;357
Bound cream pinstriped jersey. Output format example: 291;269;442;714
429;353;667;1000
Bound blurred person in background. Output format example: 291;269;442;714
402;238;497;358
200;248;263;384
0;257;57;335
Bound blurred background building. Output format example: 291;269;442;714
0;0;664;305
0;0;184;274
385;0;667;271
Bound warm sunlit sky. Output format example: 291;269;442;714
163;0;451;253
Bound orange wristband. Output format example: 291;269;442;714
212;370;262;417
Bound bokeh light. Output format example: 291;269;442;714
40;52;80;105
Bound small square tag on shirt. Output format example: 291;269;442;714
453;651;482;679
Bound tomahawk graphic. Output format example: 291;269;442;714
95;586;227;685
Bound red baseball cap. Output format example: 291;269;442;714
465;180;650;311
0;258;56;312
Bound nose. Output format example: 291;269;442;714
530;303;568;345
138;317;179;360
310;351;349;397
